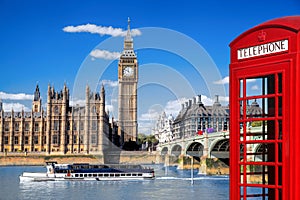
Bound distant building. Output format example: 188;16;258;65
153;112;174;144
154;95;230;144
154;95;264;144
0;84;114;154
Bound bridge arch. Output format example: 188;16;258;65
161;147;169;155
171;144;182;156
186;142;204;158
210;139;230;159
253;143;267;162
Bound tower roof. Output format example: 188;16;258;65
34;84;40;101
121;17;136;58
125;17;132;42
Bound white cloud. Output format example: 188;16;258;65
251;85;259;90
102;80;118;87
63;23;141;37
214;76;229;85
164;97;189;116
90;49;121;60
70;99;85;107
106;104;114;113
140;109;160;121
3;103;30;112
139;121;156;134
0;91;33;100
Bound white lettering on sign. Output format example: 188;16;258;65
237;39;288;60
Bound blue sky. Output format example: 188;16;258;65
0;0;299;133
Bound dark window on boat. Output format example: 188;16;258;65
115;174;120;177
93;174;97;177
98;174;103;177
132;174;137;176
104;174;109;177
121;174;125;176
75;174;79;177
138;174;143;176
88;174;92;177
80;174;83;177
84;174;87;177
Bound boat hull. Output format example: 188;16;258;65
20;172;154;182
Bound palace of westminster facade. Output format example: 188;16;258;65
0;19;138;154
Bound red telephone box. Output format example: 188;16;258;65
230;16;300;199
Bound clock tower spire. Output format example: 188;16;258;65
118;18;138;147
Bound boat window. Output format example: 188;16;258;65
98;174;103;177
138;173;143;176
104;174;109;177
84;174;87;177
121;174;125;176
80;174;83;177
132;174;137;176
75;174;79;177
88;174;92;177
115;174;120;177
93;174;97;177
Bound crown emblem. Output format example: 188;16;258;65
258;30;266;42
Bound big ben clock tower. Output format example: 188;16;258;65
118;18;138;145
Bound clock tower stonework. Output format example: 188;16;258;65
118;18;138;145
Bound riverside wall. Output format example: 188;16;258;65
0;151;159;166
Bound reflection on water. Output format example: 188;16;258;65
1;165;229;200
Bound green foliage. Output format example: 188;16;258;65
137;133;158;145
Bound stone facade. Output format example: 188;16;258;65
0;84;112;154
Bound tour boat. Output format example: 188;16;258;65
19;162;155;181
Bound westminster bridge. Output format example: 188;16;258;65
156;126;266;168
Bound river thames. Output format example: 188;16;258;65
0;165;229;200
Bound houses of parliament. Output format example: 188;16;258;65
0;19;138;154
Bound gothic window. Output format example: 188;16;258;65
92;121;97;130
54;121;59;131
91;134;97;144
80;122;84;131
73;122;77;131
15;123;19;132
14;136;19;145
66;134;70;145
25;123;30;131
92;106;97;114
4;122;9;132
34;136;38;144
24;136;29;145
80;135;84;144
54;106;59;114
52;135;59;144
73;135;77;144
67;121;71;131
4;136;9;144
34;123;39;132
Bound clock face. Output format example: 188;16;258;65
123;66;134;77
